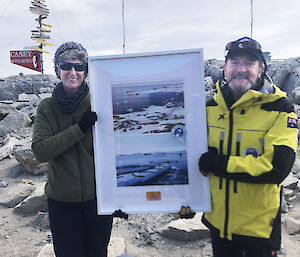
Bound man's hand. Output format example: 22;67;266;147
173;206;196;219
198;147;218;175
78;110;97;133
198;147;229;176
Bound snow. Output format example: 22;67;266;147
114;104;185;136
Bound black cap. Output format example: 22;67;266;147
225;37;265;63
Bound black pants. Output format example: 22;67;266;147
211;233;277;257
48;198;113;257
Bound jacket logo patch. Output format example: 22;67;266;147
287;117;298;128
218;113;225;120
243;147;261;158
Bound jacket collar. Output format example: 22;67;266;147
214;77;286;110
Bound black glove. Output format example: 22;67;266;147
198;147;229;176
173;206;196;219
112;209;128;219
78;110;97;133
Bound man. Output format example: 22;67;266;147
199;37;298;257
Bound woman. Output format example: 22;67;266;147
32;42;113;257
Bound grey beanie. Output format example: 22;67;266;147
54;41;88;78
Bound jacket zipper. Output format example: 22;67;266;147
73;116;84;201
224;109;233;238
219;132;224;189
234;133;241;194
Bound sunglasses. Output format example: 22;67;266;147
59;62;87;72
225;37;262;52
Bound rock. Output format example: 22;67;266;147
108;237;126;257
205;76;214;91
205;65;223;83
33;211;50;229
158;213;210;241
0;183;35;208
267;63;293;90
0;180;8;188
0;81;21;100
292;87;300;104
13;182;47;216
0;102;16;114
0;135;20;161
285;67;300;95
18;93;39;102
284;188;294;201
0;111;31;137
37;243;54;257
11;101;28;110
283;173;299;190
3;74;58;98
38;93;52;99
281;195;289;213
205;59;224;69
292;150;300;175
285;217;300;235
13;143;47;175
22;178;34;185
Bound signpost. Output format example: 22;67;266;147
29;0;52;73
10;0;52;73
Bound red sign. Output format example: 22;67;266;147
10;50;42;72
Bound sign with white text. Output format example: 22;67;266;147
10;50;42;72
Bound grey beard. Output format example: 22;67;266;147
228;81;252;96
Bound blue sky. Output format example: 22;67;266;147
1;0;300;77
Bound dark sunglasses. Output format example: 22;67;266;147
225;37;262;52
59;62;87;72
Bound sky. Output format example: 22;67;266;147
1;0;300;77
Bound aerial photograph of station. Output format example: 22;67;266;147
111;79;189;187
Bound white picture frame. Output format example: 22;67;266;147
88;49;210;215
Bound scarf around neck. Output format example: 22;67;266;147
53;81;89;113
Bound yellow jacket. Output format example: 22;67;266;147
202;78;298;249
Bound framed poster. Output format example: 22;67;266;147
88;49;210;215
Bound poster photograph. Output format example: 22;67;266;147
88;49;210;215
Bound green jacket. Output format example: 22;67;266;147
32;92;96;202
202;78;298;249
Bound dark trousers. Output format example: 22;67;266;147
48;198;113;257
211;233;277;257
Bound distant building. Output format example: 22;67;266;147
263;52;271;61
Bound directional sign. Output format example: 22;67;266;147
31;34;50;39
32;47;50;54
24;45;41;49
31;29;51;33
30;7;49;13
32;1;48;8
35;39;53;46
35;16;47;21
10;50;42;72
42;23;52;28
30;7;49;16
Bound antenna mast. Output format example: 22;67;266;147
250;0;253;38
122;0;126;54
